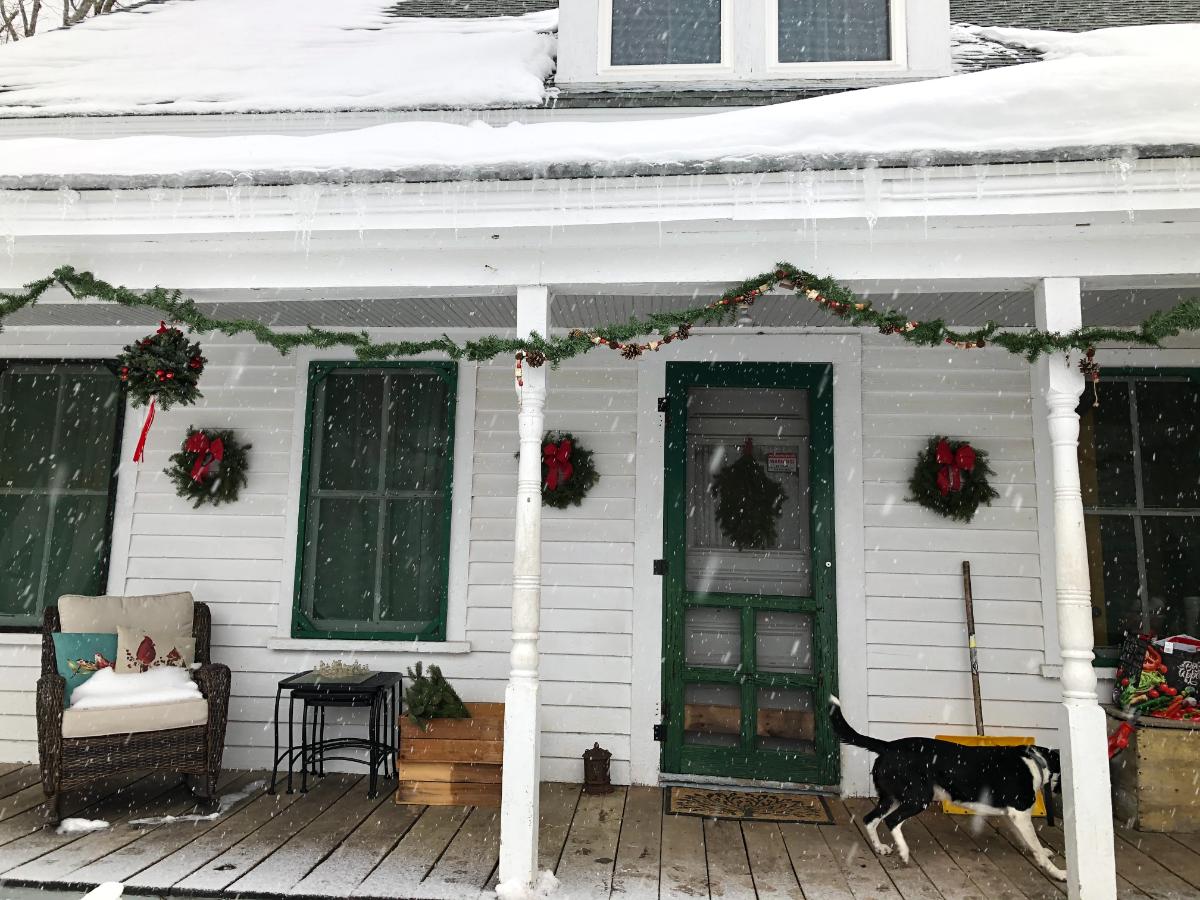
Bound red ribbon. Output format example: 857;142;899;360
186;431;224;483
542;439;574;491
132;397;156;464
935;439;976;496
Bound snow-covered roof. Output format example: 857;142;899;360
3;24;1198;187
0;0;557;117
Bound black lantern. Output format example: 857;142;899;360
582;742;613;795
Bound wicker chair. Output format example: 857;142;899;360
36;593;231;823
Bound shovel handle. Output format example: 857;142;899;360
964;561;984;736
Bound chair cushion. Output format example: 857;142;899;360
61;697;209;739
58;592;193;636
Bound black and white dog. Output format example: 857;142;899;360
829;696;1065;881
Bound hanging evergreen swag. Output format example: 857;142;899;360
165;427;250;508
117;321;206;462
907;437;1000;523
540;432;600;509
712;439;787;550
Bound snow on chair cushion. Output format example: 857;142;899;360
63;666;207;738
115;626;195;673
57;591;193;636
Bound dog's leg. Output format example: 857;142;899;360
863;801;897;857
883;802;927;865
1007;808;1067;882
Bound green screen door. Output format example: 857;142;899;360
661;363;839;784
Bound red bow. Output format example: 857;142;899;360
543;439;574;491
186;431;224;483
935;439;976;496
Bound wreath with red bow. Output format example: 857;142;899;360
164;427;251;508
540;431;600;509
907;436;999;523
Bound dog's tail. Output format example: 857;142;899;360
828;696;891;755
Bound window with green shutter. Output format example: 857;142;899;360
293;362;457;640
0;361;125;630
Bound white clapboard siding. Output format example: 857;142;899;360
860;335;1057;741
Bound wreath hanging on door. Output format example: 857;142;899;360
907;436;999;523
712;438;787;550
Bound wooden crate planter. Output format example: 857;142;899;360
1108;707;1200;832
398;702;503;806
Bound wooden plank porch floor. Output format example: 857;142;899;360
0;765;1196;899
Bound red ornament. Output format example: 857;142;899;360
166;372;175;380
156;321;169;334
188;356;203;371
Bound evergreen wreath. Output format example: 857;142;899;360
165;427;251;508
404;662;470;730
540;431;600;509
116;320;206;410
712;439;788;550
907;436;1000;523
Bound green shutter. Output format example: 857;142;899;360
294;362;456;641
0;363;123;628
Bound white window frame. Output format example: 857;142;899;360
764;0;908;75
598;0;738;82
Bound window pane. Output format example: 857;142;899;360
385;372;450;493
317;373;382;492
756;610;813;674
1085;514;1141;649
756;686;815;753
1143;516;1200;637
306;497;379;626
683;683;741;747
0;371;59;489
1136;381;1200;509
58;374;122;491
0;495;48;621
778;0;890;63
381;498;447;631
1078;381;1136;508
684;606;741;669
610;0;722;66
43;495;110;602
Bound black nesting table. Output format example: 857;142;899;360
269;670;402;798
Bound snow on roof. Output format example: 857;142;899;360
0;0;557;117
2;23;1198;186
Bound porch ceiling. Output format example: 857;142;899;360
5;286;1195;330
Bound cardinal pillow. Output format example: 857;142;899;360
116;626;196;674
52;632;119;707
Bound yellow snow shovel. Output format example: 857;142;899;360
937;560;1047;818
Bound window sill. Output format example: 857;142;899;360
267;638;471;655
0;632;40;646
1040;664;1117;680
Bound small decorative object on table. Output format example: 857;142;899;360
907;436;999;523
165;427;250;508
313;659;372;681
582;742;613;795
117;321;206;462
712;438;787;549
539;431;600;509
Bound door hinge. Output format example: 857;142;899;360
653;559;667;576
657;396;669;422
653;723;666;742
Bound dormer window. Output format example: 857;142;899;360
773;0;893;64
559;0;944;88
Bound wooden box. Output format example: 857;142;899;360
1108;707;1200;832
398;702;504;806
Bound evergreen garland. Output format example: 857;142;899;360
164;427;251;508
712;441;788;550
907;437;1000;523
540;431;601;509
404;662;470;730
117;321;205;410
2;264;1200;368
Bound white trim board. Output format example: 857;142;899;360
631;331;868;794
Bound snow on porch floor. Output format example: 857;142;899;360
0;763;1195;899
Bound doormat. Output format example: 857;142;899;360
665;786;833;824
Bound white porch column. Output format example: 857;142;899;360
1034;278;1117;900
498;284;551;894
